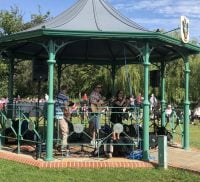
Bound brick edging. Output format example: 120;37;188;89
0;151;155;169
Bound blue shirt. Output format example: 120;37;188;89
55;92;69;119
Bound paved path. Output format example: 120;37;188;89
150;145;200;173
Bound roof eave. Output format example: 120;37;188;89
0;29;44;43
0;29;199;54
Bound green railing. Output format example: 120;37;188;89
0;102;186;160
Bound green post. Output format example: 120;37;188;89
142;42;150;161
161;62;166;127
7;56;14;119
158;135;168;169
183;56;190;150
45;40;56;161
57;63;62;93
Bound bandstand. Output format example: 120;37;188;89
0;0;200;161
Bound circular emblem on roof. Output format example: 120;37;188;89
181;16;189;43
113;123;123;134
73;124;84;133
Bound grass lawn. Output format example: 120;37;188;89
173;124;200;150
0;159;200;182
189;124;200;149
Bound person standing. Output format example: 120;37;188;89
82;93;88;102
150;93;158;112
136;92;143;107
89;84;104;145
110;90;126;140
55;85;70;152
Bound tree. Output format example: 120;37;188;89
23;5;50;30
0;6;51;98
0;6;23;35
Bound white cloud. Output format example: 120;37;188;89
112;0;200;18
113;0;171;12
159;2;200;18
110;0;200;40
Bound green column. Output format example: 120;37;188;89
183;56;190;150
7;56;14;119
57;63;62;93
142;42;150;161
45;40;56;161
161;62;166;127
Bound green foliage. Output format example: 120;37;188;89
13;61;47;97
0;5;50;98
115;65;143;97
189;54;200;103
0;6;23;35
165;60;185;104
23;5;50;30
0;59;8;97
58;65;109;98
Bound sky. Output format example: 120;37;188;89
0;0;199;42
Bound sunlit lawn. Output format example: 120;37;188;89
172;123;200;150
0;159;200;182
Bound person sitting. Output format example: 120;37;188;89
110;90;127;140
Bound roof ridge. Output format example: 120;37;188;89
48;0;88;29
92;0;102;31
101;0;148;31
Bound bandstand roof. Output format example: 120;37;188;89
0;0;199;65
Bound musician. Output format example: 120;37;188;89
89;84;104;145
55;85;70;152
110;90;127;140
